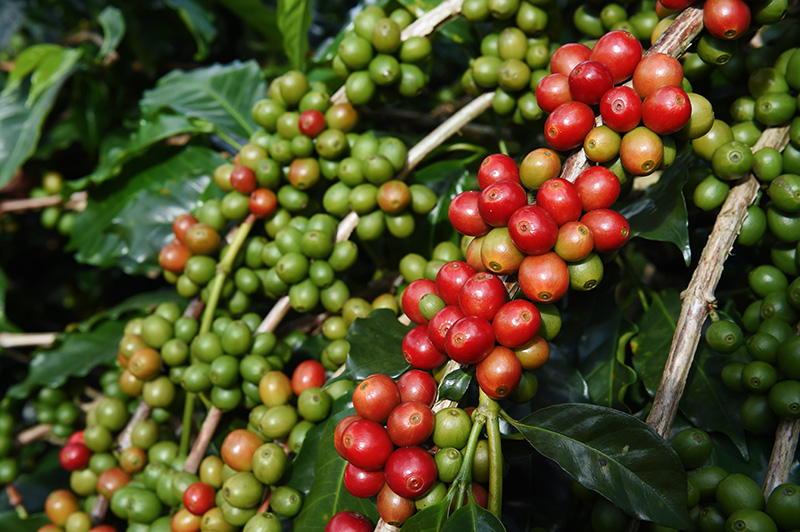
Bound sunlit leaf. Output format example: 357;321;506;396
277;0;312;71
96;6;125;63
438;368;472;402
510;404;692;529
400;500;450;531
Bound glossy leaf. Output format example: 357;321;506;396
442;501;506;532
3;44;81;102
631;290;747;458
527;344;591;410
69;113;214;190
165;0;217;60
618;153;692;265
217;0;281;48
0;65;76;189
400;500;450;532
339;309;413;381
67;146;226;275
140;60;265;141
277;0;312;71
96;6;125;62
439;368;472;402
6;320;124;399
510;403;692;529
0;267;18;333
292;405;378;528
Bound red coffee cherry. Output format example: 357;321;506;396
568;60;614;106
550;42;592;76
535;178;583;226
554;222;595;262
574;166;621;211
402;325;448;370
476;345;523;400
159;241;191;273
384;446;437;499
291;359;326;396
401;278;437;325
249;188;278;218
518;252;570;303
458;272;508;322
183;481;216;516
642;85;692;135
326;511;374;532
508;205;559;255
59;443;91;472
703;0;750;40
444;315;496;365
426;305;466;353
599;86;642;133
299;109;326;138
544;101;596;152
435;261;476;306
352;373;401;423
449;190;491;237
230;165;257;194
386;401;434;447
396;370;437;406
477;153;520;190
341;419;394;471
492;299;541;348
478;180;528;227
343;463;385;498
334;414;362;459
536;73;573;114
377;482;416;526
581;209;631;253
173;213;199;243
632;53;684;99
589;30;643;84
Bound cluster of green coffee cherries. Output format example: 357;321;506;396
30;171;76;236
332;5;432;105
688;46;800;213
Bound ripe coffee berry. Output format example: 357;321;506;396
508;205;559;255
536;178;582;226
478;180;528;227
703;0;750;40
341;419;394;471
642;85;692;135
183;481;216;516
334;415;362;459
550;42;592;76
493;299;541;348
298;109;326;137
291;359;326;396
159;241;190;273
384;446;437;499
396;370;437;406
600;86;642;133
477;345;522;400
581;209;631;252
518;252;570;303
401;278;437;325
435;261;476;306
477;153;520;189
536;73;573;114
632;53;684;99
589;30;643;84
427;305;466;352
449;190;491;237
230;165;257;194
353;373;401;423
386;401;434;446
59;443;91;471
568;60;614;106
343;463;385;498
249;188;278;218
326;511;374;532
459;272;508;321
445;315;496;364
545;101;596;152
574;166;621;211
402;325;448;370
173;213;198;243
554;221;595;262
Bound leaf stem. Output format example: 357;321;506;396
480;390;503;518
179;392;196;457
446;409;486;511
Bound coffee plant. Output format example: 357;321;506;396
1;0;799;531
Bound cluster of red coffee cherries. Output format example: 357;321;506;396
334;370;438;526
536;30;692;176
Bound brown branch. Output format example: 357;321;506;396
645;126;791;437
560;6;705;183
332;0;465;105
0;191;87;215
117;400;152;450
763;419;800;497
183;406;224;474
16;424;52;446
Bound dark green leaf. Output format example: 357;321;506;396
525;345;590;410
277;0;312;71
442;501;506;532
292;405;378;528
0;267;19;332
3;44;81;102
510;403;692;529
0;450;67;515
0;512;49;532
400;500;450;532
96;6;125;62
285;420;325;493
618;154;692;265
67;146;227;276
7;320;124;399
632;290;747;458
77;289;187;332
69;113;214;191
165;0;217;60
140;61;265;141
0;72;76;189
438;368;472;402
338;309;412;381
216;0;281;48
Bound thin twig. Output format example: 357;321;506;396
560;6;705;182
374;519;400;532
183;406;224;474
645;126;791;438
16;424;52;446
0;191;87;215
762;419;800;497
331;0;465;105
0;332;58;348
117;401;152;450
